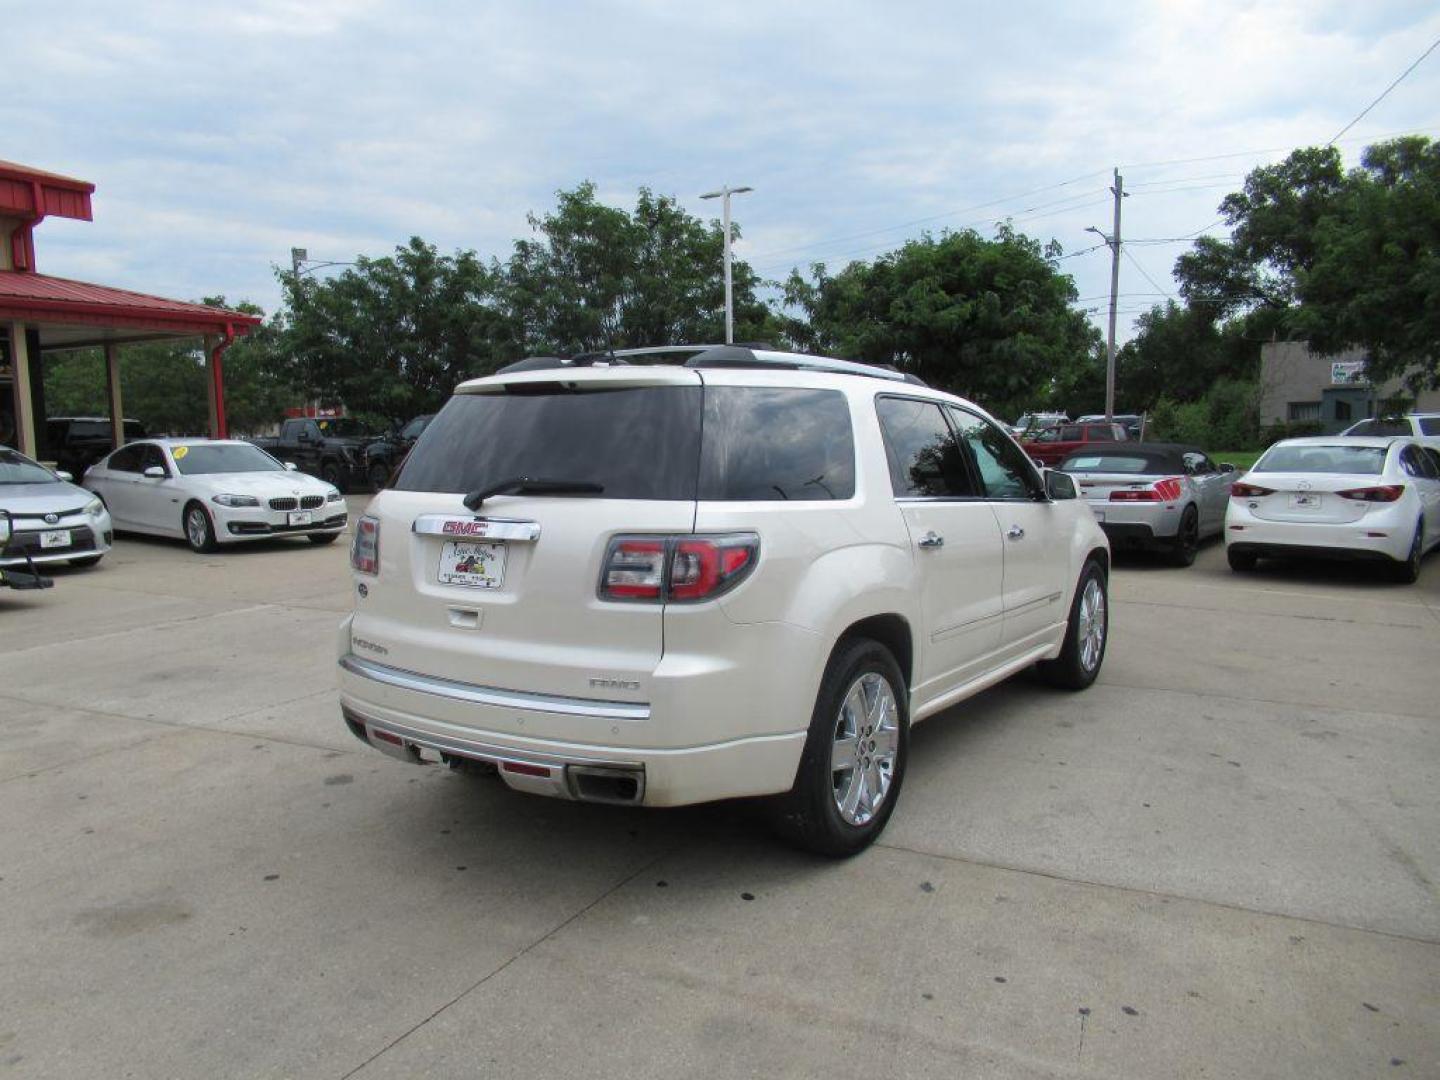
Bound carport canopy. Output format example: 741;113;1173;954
0;159;260;460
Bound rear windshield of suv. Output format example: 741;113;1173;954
394;382;856;502
394;384;703;500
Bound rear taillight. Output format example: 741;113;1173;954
1231;481;1275;499
1336;484;1405;502
600;533;759;603
1110;477;1183;502
601;538;666;600
351;515;380;574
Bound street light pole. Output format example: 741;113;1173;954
700;185;753;344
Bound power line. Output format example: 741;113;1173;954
1329;36;1440;145
1118;124;1438;171
1123;247;1172;298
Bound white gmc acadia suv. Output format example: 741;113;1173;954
338;345;1110;855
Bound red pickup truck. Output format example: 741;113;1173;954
1021;422;1130;467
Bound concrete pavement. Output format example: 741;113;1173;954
1;508;1436;1077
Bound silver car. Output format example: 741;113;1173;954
1059;442;1235;566
0;446;114;569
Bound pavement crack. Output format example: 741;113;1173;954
873;840;1440;947
338;846;676;1079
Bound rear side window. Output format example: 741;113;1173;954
394;385;703;500
1420;417;1440;436
698;387;854;501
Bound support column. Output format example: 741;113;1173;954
8;320;36;458
204;334;220;438
105;342;125;449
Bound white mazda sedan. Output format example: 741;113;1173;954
85;438;348;553
1225;436;1440;583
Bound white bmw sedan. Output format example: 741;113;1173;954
1225;436;1440;583
85;439;348;553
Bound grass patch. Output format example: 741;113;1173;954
1207;449;1263;471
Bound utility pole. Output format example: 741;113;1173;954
291;247;307;279
700;185;753;344
1086;169;1125;422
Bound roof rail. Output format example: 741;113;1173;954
495;345;926;386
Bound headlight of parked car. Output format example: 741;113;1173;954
85;498;105;518
212;494;260;507
325;489;343;503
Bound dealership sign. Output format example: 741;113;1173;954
1330;359;1368;385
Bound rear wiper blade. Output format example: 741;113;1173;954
463;476;603;510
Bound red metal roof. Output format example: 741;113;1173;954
0;271;261;336
0;160;94;222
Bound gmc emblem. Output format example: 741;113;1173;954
442;520;491;537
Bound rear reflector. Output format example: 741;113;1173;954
1231;481;1275;498
372;728;403;746
1337;484;1404;502
501;760;552;778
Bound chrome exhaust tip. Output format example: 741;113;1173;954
566;764;646;805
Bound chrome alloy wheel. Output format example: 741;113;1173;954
1078;576;1107;673
186;507;209;549
831;672;900;826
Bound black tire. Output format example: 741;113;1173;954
1168;505;1200;567
367;461;391;494
183;501;218;553
770;638;909;858
1037;560;1108;690
1389;520;1423;584
320;462;346;491
307;532;341;546
68;555;103;568
1227;547;1258;572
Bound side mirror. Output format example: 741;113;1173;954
143;465;166;479
284;461;299;471
1045;469;1078;500
1031;456;1046;469
55;470;75;482
1219;462;1236;474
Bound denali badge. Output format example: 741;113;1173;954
352;636;389;656
589;677;641;691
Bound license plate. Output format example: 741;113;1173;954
288;510;313;526
439;541;506;588
1288;493;1322;510
39;530;70;549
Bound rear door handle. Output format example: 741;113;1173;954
918;531;944;548
1007;525;1025;540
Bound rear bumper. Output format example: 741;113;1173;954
1224;509;1413;563
1226;541;1400;564
336;652;807;807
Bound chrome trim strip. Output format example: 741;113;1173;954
339;654;650;721
412;515;541;541
930;610;1002;643
1008;591;1063;616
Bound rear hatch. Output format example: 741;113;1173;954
351;369;703;702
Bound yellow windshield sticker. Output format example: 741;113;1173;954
172;446;189;460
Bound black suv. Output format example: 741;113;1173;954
362;414;433;491
46;416;147;479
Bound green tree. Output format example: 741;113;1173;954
284;237;513;425
1175;137;1439;386
781;225;1102;419
506;183;776;354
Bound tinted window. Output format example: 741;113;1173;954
140;445;170;475
1419;417;1440;436
1399;446;1438;480
951;408;1039;500
1370;418;1410;436
1346;419;1378;435
400;416;430;439
875;398;977;498
315;418;369;437
173;443;284;476
107;445;143;473
395;385;702;500
1254;444;1386;475
0;448;56;484
1425;448;1440;474
698;387;854;501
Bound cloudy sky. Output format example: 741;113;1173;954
8;1;1439;342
